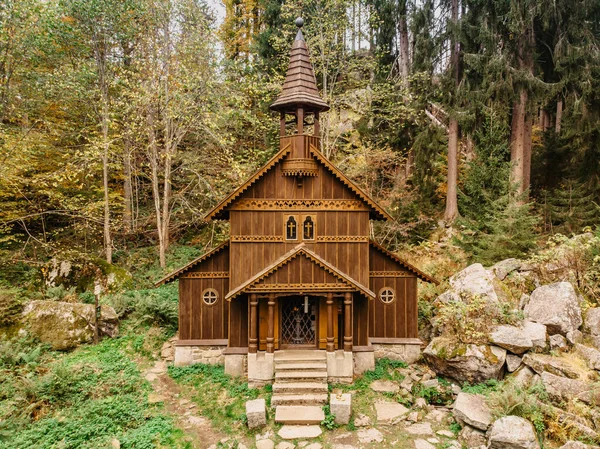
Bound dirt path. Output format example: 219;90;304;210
143;359;226;449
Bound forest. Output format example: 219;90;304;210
1;0;599;277
1;0;600;447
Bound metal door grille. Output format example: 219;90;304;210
281;297;316;346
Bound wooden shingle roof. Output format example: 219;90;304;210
270;27;329;113
369;240;439;285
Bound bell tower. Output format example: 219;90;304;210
270;18;330;181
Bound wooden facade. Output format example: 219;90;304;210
156;21;437;372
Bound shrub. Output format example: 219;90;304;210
0;288;24;327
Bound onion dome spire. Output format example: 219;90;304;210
270;17;329;113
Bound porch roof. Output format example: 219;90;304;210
225;243;376;300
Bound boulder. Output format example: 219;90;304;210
549;334;568;351
424;338;506;384
541;372;598;405
22;300;118;350
521;321;547;349
524;282;582;335
511;366;535;388
458;425;486;447
491;258;522;280
522;353;579;379
583;308;600;336
566;330;583;345
488;416;540;449
506;355;522;373
437;263;499;304
490;325;533;354
559;442;595;449
575;344;600;370
453;393;492;431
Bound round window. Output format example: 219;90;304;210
202;288;219;306
379;287;395;304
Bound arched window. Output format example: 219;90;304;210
286;216;297;240
202;288;219;306
379;287;395;304
303;216;314;240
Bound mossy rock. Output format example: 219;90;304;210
22;300;119;350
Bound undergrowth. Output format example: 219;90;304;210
168;363;265;434
0;333;186;448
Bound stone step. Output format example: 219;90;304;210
275;405;325;425
271;393;329;406
274;350;327;362
275;370;328;381
272;382;329;394
278;425;323;440
274;362;327;371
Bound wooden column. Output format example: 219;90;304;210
326;293;334;352
343;292;353;352
314;112;320;137
280;112;286;137
249;294;258;353
297;107;304;134
267;294;275;353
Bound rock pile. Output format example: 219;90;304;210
424;258;600;446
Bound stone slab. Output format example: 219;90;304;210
278;425;323;440
246;398;267;429
275;405;325;425
374;401;409;423
330;393;351;425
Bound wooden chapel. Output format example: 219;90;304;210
157;18;437;384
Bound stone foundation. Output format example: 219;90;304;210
372;338;422;364
174;345;225;367
327;350;353;383
247;352;274;387
224;353;248;377
354;350;375;374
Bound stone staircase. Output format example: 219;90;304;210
272;350;328;425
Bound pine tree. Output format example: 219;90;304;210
546;181;599;234
458;193;539;265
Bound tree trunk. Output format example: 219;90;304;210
97;49;112;264
522;114;533;196
510;89;527;198
398;12;410;85
123;135;133;233
444;0;460;221
555;99;563;134
352;1;356;52
147;105;166;268
444;118;459;221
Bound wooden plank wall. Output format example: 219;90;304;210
178;247;230;341
229;162;371;291
368;247;418;339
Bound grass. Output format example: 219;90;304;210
0;331;188;449
168;362;267;435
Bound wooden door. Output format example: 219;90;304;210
279;296;318;349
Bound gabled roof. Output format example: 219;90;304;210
154;240;230;286
369;240;439;284
203;143;392;221
270;27;329;113
203;145;291;221
226;243;376;300
309;146;392;221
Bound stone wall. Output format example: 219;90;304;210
372;341;421;364
174;345;226;366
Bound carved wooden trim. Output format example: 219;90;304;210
248;283;353;292
180;271;229;279
318;236;368;242
229;199;369;211
369;271;412;277
231;235;285;242
281;159;319;177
